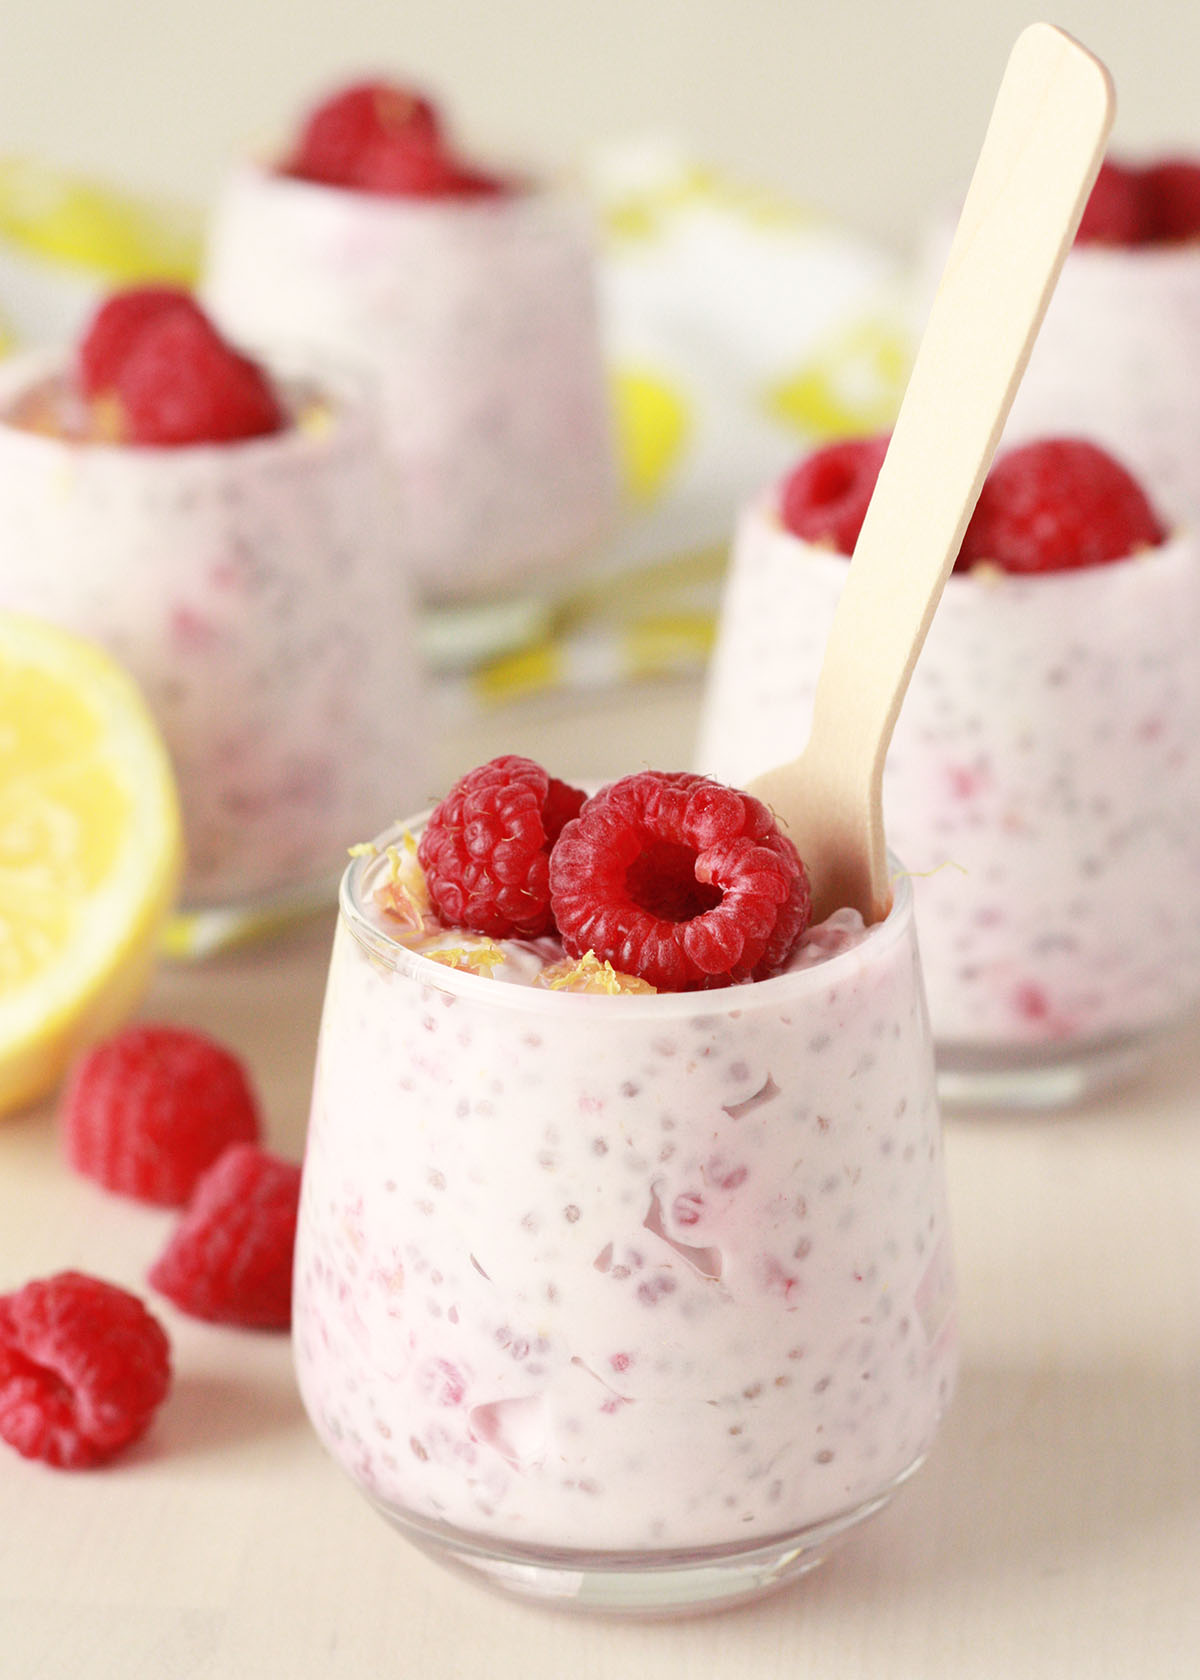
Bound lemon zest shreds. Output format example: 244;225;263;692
373;836;434;942
425;941;506;976
538;950;657;995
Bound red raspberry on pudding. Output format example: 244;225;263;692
418;755;586;939
779;434;889;555
148;1144;301;1330
284;77;507;199
76;286;284;447
955;438;1166;574
1074;159;1153;245
285;80;442;187
549;771;811;991
0;1272;170;1469
78;286;209;398
1143;159;1200;243
62;1023;262;1207
1075;154;1200;246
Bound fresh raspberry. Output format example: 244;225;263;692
1143;159;1200;243
1074;159;1152;245
779;434;890;555
0;1272;170;1469
549;772;811;991
354;133;506;197
285;79;442;188
955;438;1166;574
418;756;586;939
107;309;284;447
148;1145;302;1330
78;286;208;397
62;1024;262;1208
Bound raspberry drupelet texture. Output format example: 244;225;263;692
418;755;586;939
62;1023;262;1208
779;434;890;555
549;771;811;991
955;438;1166;574
148;1145;302;1330
0;1272;171;1469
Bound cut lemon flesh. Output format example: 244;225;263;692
0;612;182;1115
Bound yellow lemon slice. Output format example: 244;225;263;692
0;613;183;1115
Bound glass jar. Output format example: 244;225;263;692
293;824;957;1613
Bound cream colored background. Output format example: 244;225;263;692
2;0;1198;253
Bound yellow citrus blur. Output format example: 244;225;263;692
0;157;201;283
0;613;183;1115
610;366;691;504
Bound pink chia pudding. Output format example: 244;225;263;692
204;167;617;603
0;349;428;916
698;489;1200;1101
293;819;957;1610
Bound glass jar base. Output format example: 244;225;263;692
162;872;341;960
370;1468;920;1617
935;1029;1157;1112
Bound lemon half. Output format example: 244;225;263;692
0;613;182;1115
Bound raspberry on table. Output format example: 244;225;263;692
62;1023;262;1207
284;80;442;188
0;1272;170;1469
779;434;890;555
955;438;1166;574
418;755;586;939
78;286;208;398
549;771;811;991
148;1144;302;1330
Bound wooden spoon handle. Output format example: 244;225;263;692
749;23;1114;923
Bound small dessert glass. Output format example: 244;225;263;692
293;824;958;1615
698;495;1200;1109
1003;239;1200;529
0;350;429;952
204;166;618;603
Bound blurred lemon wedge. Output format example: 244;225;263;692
0;613;182;1115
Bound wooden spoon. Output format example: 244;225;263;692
746;23;1114;925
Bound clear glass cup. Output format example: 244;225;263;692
294;821;958;1615
917;218;1200;533
698;495;1200;1109
0;349;429;952
204;166;618;603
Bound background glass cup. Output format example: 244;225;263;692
0;350;429;945
294;823;958;1614
204;166;618;604
698;494;1200;1108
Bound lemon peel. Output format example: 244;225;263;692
0;613;182;1114
538;951;657;995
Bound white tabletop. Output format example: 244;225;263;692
3;677;1199;1680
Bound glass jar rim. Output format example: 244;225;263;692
337;814;917;1020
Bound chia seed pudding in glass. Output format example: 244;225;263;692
203;166;618;604
293;818;957;1614
697;488;1200;1108
0;349;428;938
